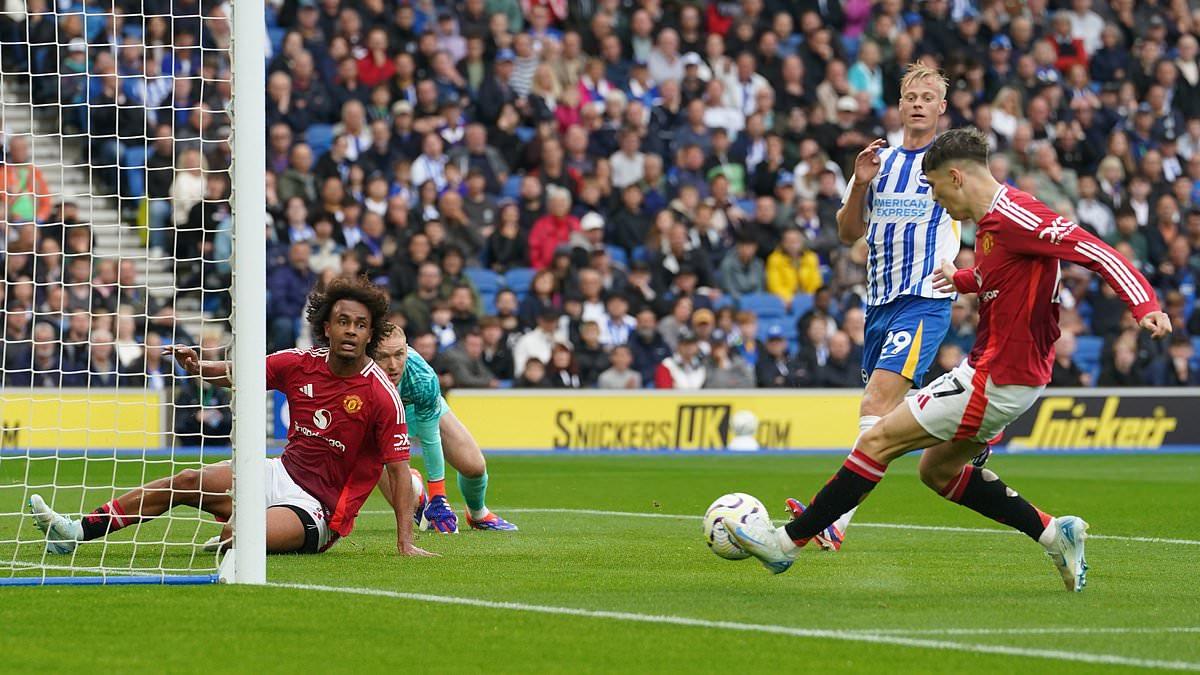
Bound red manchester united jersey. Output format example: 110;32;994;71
953;186;1159;386
267;348;409;536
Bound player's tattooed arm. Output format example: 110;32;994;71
165;345;232;387
933;260;979;294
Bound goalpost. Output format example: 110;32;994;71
0;0;265;585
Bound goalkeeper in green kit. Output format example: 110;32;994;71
373;322;517;532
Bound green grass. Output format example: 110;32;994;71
2;453;1199;673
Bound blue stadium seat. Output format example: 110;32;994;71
739;292;786;319
788;293;814;319
736;198;757;218
481;291;497;316
267;26;287;53
503;267;536;294
1074;335;1103;375
515;126;536;143
502;174;523;200
762;319;798;341
465;267;504;294
305;124;336;157
606;245;628;267
712;294;736;310
631;245;649;263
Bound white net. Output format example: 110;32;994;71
0;0;241;582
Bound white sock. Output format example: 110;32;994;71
775;526;800;555
830;417;881;534
1038;517;1060;549
468;507;491;520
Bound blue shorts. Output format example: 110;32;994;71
862;295;952;387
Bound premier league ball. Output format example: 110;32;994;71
703;493;768;560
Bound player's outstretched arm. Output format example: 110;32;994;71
165;345;232;387
387;460;438;557
836;138;887;244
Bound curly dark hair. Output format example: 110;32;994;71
305;276;392;356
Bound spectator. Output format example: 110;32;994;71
514;308;559;375
1051;332;1090;387
515;357;548;388
267;242;315;350
766;228;822;310
0;136;52;223
479;316;515;380
546;342;581;388
518;269;561;329
1098;336;1146;386
1150;335;1200;386
398;261;444;334
654;330;706;389
755;325;793;388
628;307;671;383
528;186;579;269
438;330;498;389
816;331;863;388
718;233;765;300
597;345;643;389
574;321;610;387
704;336;755;389
598;294;636;348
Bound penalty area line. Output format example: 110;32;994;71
268;582;1200;672
359;507;1200;546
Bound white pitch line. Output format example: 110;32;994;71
847;626;1200;637
268;582;1200;672
360;507;1200;546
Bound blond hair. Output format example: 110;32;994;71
900;63;949;99
378;321;408;356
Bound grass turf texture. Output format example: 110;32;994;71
1;453;1198;673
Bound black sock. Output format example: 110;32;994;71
784;449;886;543
80;501;130;541
939;465;1050;541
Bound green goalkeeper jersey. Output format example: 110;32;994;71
398;350;443;422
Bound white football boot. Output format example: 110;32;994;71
725;514;796;575
1042;515;1089;592
28;495;83;555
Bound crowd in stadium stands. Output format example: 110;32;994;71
2;0;1200;408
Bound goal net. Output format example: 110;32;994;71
0;0;265;585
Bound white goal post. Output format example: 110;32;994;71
0;0;265;586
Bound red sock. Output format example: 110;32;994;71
427;479;446;498
80;500;132;541
783;449;886;543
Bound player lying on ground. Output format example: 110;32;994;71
729;127;1171;590
372;323;517;532
29;277;436;557
824;63;992;552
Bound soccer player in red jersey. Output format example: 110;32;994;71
30;277;437;558
729;127;1171;590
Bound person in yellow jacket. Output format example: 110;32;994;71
765;228;822;310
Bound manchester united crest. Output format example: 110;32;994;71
342;394;363;414
980;232;994;256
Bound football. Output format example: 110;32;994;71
703;493;769;560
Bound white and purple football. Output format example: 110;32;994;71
703;493;768;560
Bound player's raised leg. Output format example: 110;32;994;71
439;408;517;531
31;463;233;554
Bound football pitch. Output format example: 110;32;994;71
1;453;1198;673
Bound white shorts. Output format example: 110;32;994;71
265;457;334;552
907;360;1043;444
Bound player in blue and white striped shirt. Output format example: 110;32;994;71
786;65;966;550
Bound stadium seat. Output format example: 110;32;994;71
762;319;798;341
305;124;336;157
1074;335;1103;375
606;245;628;267
502;174;523;200
712;294;736;310
267;26;287;53
739;292;786;319
631;245;649;263
503;267;536;294
788;293;814;319
465;267;504;294
481;291;497;316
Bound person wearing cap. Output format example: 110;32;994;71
653;328;707;390
718;233;765;301
986;35;1015;96
690;307;717;354
528;186;580;270
475;48;517;127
